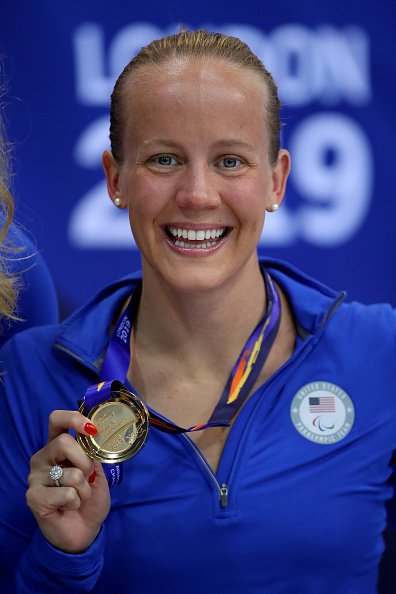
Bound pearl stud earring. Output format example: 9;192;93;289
271;203;279;212
114;197;122;208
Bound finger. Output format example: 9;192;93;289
45;466;93;502
27;483;83;517
30;432;94;479
48;410;98;442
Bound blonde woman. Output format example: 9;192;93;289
0;100;17;320
0;95;58;344
0;30;395;594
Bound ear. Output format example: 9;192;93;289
102;150;126;208
266;149;291;212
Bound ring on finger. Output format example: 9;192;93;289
49;465;63;487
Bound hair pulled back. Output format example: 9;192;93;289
109;29;281;165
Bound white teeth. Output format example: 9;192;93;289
186;229;206;241
168;226;226;245
175;240;217;249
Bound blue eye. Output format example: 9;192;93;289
221;157;241;168
153;155;177;166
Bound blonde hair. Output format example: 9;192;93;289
0;103;18;321
110;29;281;166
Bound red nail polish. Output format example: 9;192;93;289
88;470;97;484
84;422;98;436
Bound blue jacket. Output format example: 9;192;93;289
0;258;395;593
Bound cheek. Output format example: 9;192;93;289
124;181;154;219
229;183;267;222
125;173;170;218
232;184;268;238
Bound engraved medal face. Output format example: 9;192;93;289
77;388;149;463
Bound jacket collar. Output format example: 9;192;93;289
54;259;345;369
54;273;142;371
263;258;346;337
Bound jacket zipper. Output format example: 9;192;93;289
179;324;336;513
181;433;229;509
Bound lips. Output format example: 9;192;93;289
165;225;228;249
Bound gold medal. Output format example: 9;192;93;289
77;386;149;463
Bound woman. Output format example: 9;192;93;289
0;94;18;320
0;30;395;593
0;88;58;342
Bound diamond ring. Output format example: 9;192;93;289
49;465;63;487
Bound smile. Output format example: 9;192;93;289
166;226;228;249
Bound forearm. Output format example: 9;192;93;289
2;527;105;594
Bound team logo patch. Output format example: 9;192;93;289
290;381;355;444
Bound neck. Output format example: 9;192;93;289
133;258;266;370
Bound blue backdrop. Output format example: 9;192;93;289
1;0;395;314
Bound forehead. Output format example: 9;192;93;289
123;57;268;116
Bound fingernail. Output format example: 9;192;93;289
84;422;98;436
88;470;97;484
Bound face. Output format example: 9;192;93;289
103;58;290;295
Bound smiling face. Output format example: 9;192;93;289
103;57;290;295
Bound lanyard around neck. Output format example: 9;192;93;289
99;265;281;433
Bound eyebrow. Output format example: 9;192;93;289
211;139;256;151
140;139;180;149
140;138;256;151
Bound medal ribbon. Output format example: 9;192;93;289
82;265;281;486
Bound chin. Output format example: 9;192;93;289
162;261;245;296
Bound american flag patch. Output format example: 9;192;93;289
309;396;336;413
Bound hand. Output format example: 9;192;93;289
26;410;111;553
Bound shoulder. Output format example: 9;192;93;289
263;257;396;340
321;301;396;391
336;300;396;340
0;323;62;385
0;271;141;380
0;222;59;344
1;221;50;275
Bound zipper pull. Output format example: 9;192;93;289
220;483;229;508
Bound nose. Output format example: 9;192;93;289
175;164;220;210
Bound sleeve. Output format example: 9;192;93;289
0;336;105;593
15;529;105;593
378;310;396;594
0;222;59;347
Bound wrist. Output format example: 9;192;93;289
44;525;103;554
